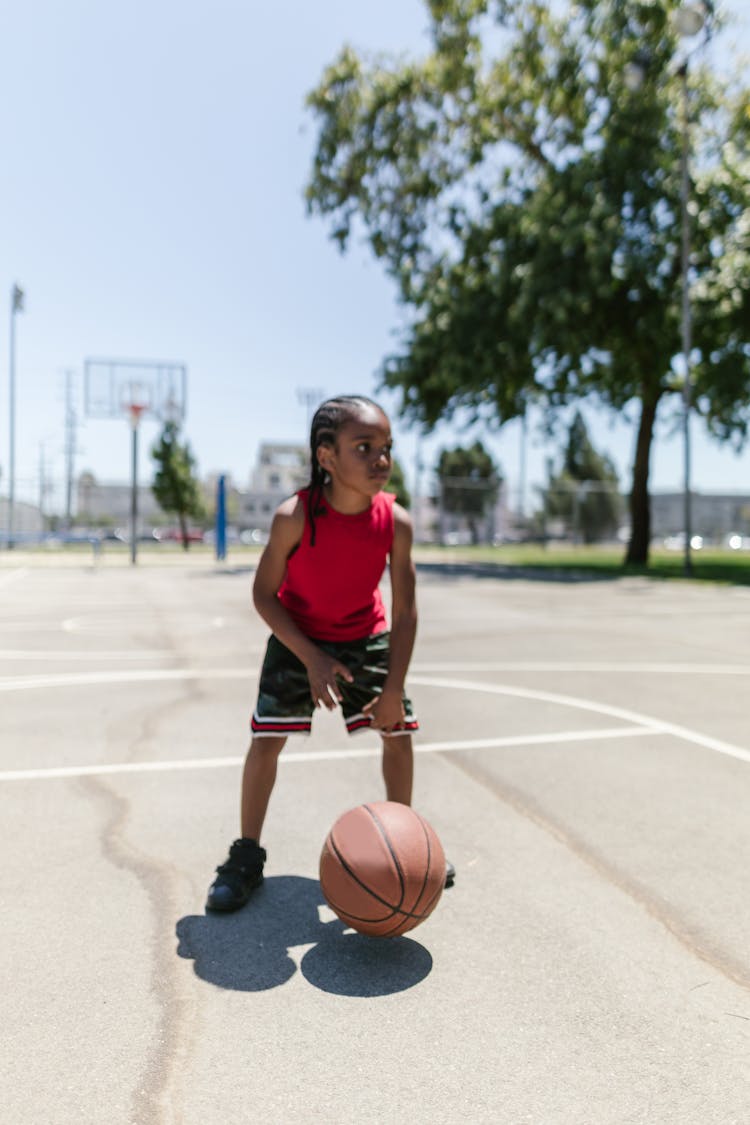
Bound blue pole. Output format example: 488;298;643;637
216;474;227;561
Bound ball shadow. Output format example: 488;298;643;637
300;931;433;997
175;875;433;996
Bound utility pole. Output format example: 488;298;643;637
678;58;694;578
674;3;712;576
63;370;78;532
8;284;25;549
518;410;528;520
413;435;422;544
296;386;324;434
39;443;47;530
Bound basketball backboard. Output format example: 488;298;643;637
83;358;187;425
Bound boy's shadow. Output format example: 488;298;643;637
176;875;434;997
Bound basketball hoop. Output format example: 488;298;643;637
84;358;186;425
120;379;153;431
81;356;188;567
126;403;148;430
118;386;153;565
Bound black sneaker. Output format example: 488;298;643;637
206;838;266;912
445;860;456;889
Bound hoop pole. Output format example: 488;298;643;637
130;419;139;565
215;474;227;561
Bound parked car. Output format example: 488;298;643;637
155;527;204;543
239;528;269;545
663;533;703;551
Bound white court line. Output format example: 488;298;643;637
0;668;251;692
410;675;750;766
0;725;656;782
0;568;28;589
61;614;229;633
1;667;748;773
2;657;749;692
0;649;174;661
413;661;750;675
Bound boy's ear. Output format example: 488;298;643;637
316;444;334;473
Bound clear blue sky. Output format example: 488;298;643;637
2;0;749;515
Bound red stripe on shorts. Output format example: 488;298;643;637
344;716;419;734
251;716;312;735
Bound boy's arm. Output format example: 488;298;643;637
384;503;418;695
253;496;353;709
364;502;417;729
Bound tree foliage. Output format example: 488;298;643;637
386;456;412;508
306;0;750;564
151;422;205;550
545;410;622;543
436;439;500;542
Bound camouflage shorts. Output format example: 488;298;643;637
251;631;418;738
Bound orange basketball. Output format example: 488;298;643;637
319;801;445;937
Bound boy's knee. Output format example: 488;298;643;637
381;735;412;751
249;736;286;758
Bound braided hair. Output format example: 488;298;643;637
306;394;382;546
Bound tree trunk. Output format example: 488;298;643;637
625;392;660;566
179;511;190;551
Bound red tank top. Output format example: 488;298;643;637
277;489;395;641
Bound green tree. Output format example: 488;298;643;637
436;440;500;543
546;411;622;543
386;456;412;508
151;422;205;550
305;0;750;565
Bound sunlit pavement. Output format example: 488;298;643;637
2;555;750;1123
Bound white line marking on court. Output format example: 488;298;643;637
410;675;750;766
410;726;659;752
0;568;28;589
0;725;657;782
0;669;252;692
61;614;232;634
61;616;160;633
1;668;748;774
1;658;748;693
413;661;750;675
0;649;174;662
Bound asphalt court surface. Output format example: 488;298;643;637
2;552;750;1124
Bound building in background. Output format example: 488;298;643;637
76;471;164;532
650;491;750;542
0;498;43;541
8;457;748;548
236;443;308;537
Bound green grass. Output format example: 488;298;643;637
6;539;750;585
412;543;750;585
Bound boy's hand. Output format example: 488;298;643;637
305;650;353;710
363;688;406;733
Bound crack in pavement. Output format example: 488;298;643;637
443;751;750;995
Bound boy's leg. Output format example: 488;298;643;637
337;634;416;804
380;733;454;887
240;735;286;842
244;633;314;840
381;733;413;806
206;735;286;912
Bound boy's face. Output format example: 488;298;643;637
317;405;393;497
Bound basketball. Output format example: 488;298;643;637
319;801;445;937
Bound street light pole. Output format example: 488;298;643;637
127;403;146;566
673;1;711;577
8;284;25;550
678;59;694;577
297;386;324;434
518;409;527;521
622;3;710;576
